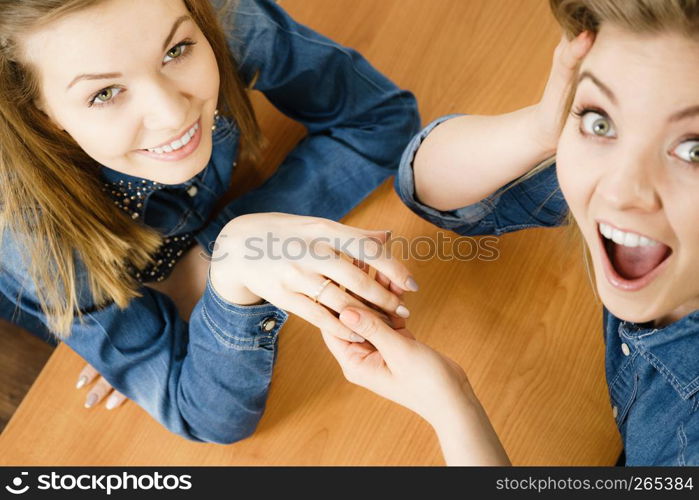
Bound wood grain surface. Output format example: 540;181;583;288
0;0;621;465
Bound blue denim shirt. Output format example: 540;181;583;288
396;115;699;466
0;0;419;444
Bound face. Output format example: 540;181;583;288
557;24;699;326
21;0;220;184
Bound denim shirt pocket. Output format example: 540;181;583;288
608;353;640;430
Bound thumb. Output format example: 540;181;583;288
339;307;408;363
533;30;595;149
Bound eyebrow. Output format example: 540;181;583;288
65;14;192;91
578;71;617;105
578;70;699;123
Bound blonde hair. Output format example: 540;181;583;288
0;0;261;339
514;0;699;297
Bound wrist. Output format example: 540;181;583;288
526;103;561;158
426;383;482;433
428;386;511;466
209;223;264;306
209;265;263;306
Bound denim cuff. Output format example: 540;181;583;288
199;270;288;350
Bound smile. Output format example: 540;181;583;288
136;118;202;162
596;220;672;292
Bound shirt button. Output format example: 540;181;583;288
186;185;198;197
621;343;631;356
261;317;276;332
612;406;618;419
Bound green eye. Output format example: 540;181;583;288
163;40;196;64
95;88;113;102
592;118;610;135
89;86;122;107
167;45;182;59
580;110;616;138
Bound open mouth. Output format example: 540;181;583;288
597;221;672;291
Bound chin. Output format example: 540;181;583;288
595;282;663;325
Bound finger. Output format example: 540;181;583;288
369;270;407;329
389;314;407;331
75;363;99;389
280;293;366;343
320;330;384;384
570;30;594;60
557;30;593;72
84;376;113;409
389;281;405;296
327;229;418;293
375;270;390;289
339;307;410;364
307;277;393;325
313;246;411;319
105;390;128;410
352;257;371;275
320;329;374;364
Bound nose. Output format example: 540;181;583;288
140;76;190;133
596;144;662;213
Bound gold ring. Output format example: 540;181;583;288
312;278;332;303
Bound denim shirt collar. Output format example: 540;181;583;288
611;307;699;400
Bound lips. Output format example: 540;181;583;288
597;222;672;291
135;118;202;162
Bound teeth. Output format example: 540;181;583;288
599;222;660;247
146;123;198;153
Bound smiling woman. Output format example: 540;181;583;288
0;0;261;339
0;0;419;443
22;1;246;184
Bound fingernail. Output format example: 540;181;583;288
340;309;360;326
395;305;410;318
75;376;87;389
385;230;392;240
350;333;365;343
84;393;98;409
405;276;419;292
105;394;118;410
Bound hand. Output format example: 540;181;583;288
322;302;510;465
210;213;418;342
531;30;595;152
75;363;128;410
321;306;473;426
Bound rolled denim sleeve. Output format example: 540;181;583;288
0;235;287;444
395;114;569;236
217;0;420;220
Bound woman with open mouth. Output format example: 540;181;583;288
324;0;699;466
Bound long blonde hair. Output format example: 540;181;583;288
0;0;261;339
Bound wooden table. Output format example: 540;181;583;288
0;0;621;465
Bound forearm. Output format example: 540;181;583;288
413;106;556;212
430;391;511;466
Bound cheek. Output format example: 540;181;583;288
188;44;220;98
69;122;134;159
